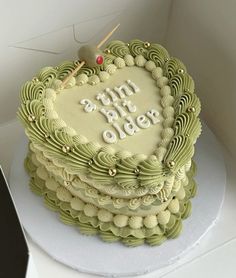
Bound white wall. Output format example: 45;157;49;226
165;0;236;157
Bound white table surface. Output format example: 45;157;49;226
1;119;236;278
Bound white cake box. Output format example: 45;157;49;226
0;167;38;278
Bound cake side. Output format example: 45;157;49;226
29;142;192;215
25;148;196;247
28;142;193;215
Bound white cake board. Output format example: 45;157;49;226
9;123;226;277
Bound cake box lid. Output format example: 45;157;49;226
0;166;38;278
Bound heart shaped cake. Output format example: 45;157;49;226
18;40;201;247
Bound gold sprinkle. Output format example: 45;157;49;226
187;106;196;113
88;160;93;166
28;114;36;122
62;145;70;153
127;43;130;47
32;77;39;82
104;48;111;54
64;181;71;187
178;68;184;74
144;41;150;48
44;133;50;139
167;160;175;168
134;168;140;175
108;168;117;177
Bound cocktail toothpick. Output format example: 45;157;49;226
60;23;120;89
96;23;120;49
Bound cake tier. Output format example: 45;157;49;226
25;146;196;247
28;142;192;216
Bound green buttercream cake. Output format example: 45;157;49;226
18;39;201;247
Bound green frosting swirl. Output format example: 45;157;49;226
174;92;201;117
77;222;98;235
20;81;45;103
18;100;45;126
164;135;194;172
190;180;197;197
122;236;145;247
146;44;170;66
26;117;56;144
88;151;117;184
138;159;168;187
44;195;59;212
169;73;195;97
173;112;202;141
115;156;140;189
99;230;119;243
128;39;147;56
146;234;167;246
38;67;58;84
79;65;100;76
181;201;192;219
105;40;130;58
66;142;99;172
165;216;182;239
60;210;79;225
29;178;43;195
57;61;76;80
163;57;187;79
43;130;75;158
24;155;37;173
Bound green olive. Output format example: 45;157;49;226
78;45;104;68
